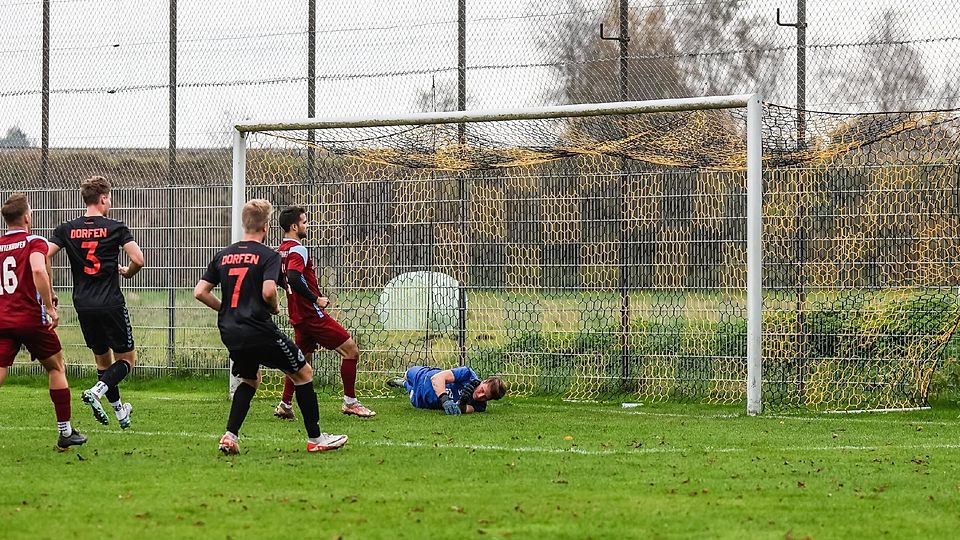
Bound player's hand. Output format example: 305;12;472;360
46;306;59;329
458;379;480;408
439;393;461;415
316;296;330;310
270;304;281;315
52;294;59;307
119;265;130;278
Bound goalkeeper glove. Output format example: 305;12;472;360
458;379;481;408
439;393;461;415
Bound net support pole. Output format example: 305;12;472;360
746;94;763;416
229;129;247;399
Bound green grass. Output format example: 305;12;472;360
2;376;960;539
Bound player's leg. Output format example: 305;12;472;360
275;323;316;420
23;327;86;450
91;307;136;428
0;331;16;387
221;350;261;455
269;335;347;452
335;338;375;417
77;311;114;425
37;351;87;450
318;316;375;418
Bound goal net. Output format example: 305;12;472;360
234;96;960;413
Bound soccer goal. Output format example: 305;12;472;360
231;95;960;414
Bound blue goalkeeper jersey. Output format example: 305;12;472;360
405;365;487;412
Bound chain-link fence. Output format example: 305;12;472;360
2;1;960;398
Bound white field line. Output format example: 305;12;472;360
523;402;959;426
2;425;959;455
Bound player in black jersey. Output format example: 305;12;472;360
48;176;144;429
193;199;347;455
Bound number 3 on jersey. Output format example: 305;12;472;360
227;267;248;308
81;240;101;275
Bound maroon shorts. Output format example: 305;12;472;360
0;326;62;367
293;314;351;355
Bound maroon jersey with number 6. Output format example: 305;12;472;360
0;230;51;328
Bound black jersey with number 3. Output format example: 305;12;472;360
201;241;282;350
50;215;134;310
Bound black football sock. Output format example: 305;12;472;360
294;381;322;439
227;382;257;435
97;369;122;403
100;360;130;390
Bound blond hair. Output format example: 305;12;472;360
242;198;274;233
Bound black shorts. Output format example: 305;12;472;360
76;306;135;355
229;335;306;380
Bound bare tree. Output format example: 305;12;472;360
0;126;31;148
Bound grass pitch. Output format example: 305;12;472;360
2;376;960;539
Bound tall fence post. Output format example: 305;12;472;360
307;0;316;186
457;0;467;366
166;0;177;368
617;0;631;390
41;0;50;185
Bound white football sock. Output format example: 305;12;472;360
344;396;358;406
89;381;109;399
57;421;72;437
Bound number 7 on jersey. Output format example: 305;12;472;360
227;267;248;308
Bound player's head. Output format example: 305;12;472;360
80;175;112;214
472;376;507;402
242;198;274;238
1;192;31;229
278;206;307;239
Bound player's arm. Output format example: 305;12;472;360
286;268;330;308
29;251;58;328
263;279;280;315
119;241;145;279
44;242;58;306
430;370;462;415
193;279;221;311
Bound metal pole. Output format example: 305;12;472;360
457;0;466;143
795;0;808;399
746;94;763;416
618;0;628;102
229;129;246;398
307;0;316;185
797;0;806;145
166;0;177;369
618;0;631;389
457;0;468;364
41;0;49;184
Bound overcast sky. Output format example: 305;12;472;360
0;0;958;148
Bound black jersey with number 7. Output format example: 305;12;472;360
201;240;282;350
50;215;134;311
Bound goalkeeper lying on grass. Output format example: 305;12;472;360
387;366;507;415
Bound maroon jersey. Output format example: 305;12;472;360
278;238;323;325
0;230;51;329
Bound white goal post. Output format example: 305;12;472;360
231;94;764;415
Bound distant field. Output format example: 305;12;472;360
2;377;959;539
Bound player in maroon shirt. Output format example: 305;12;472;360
273;206;376;419
0;193;87;450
